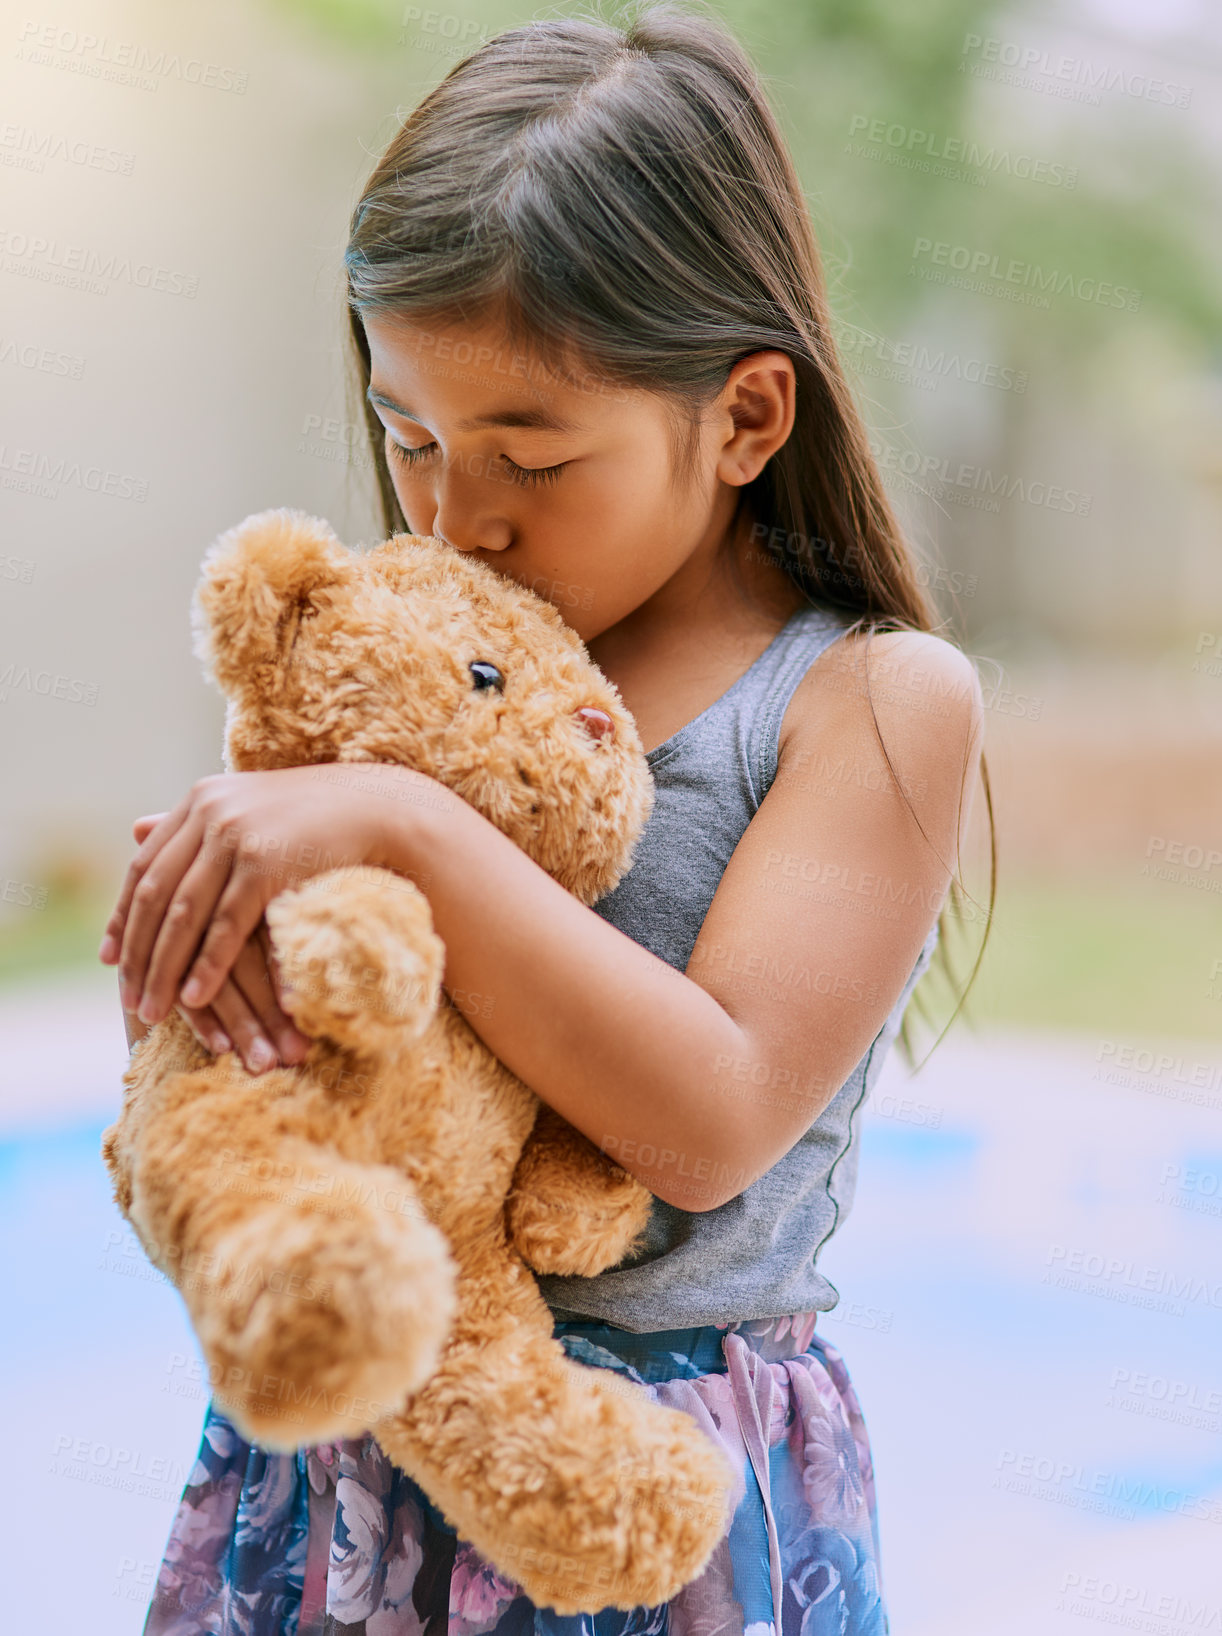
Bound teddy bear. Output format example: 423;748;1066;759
101;508;735;1614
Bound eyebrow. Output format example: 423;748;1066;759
366;387;579;433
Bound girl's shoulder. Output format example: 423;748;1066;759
777;625;984;806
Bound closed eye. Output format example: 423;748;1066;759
388;439;568;488
388;439;436;470
501;456;567;488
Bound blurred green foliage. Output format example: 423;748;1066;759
0;858;114;985
960;873;1222;1042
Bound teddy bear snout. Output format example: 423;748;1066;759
574;707;614;742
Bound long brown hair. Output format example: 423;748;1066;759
342;2;996;1067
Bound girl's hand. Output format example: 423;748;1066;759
100;768;381;1046
115;813;312;1073
153;907;303;1074
117;811;304;1066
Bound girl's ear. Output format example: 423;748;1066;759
716;351;797;486
190;509;355;695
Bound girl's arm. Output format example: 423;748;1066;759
361;628;982;1212
107;627;981;1210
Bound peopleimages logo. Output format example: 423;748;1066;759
1058;1574;1222;1628
838;323;1028;394
0;443;148;501
960;33;1192;110
15;21;248;94
0;229;198;298
846;114;1078;188
910;237;1141;312
0;662;99;706
870;436;1092;517
1044;1243;1222;1316
0;334;84;378
996;1449;1222;1525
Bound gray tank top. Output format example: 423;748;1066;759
538;599;940;1333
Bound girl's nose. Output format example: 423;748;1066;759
431;470;513;554
433;523;512;554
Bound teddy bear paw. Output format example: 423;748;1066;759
266;865;445;1054
516;1403;736;1612
195;1189;457;1448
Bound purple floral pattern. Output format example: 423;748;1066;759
144;1312;888;1635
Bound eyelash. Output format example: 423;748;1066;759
388;439;568;488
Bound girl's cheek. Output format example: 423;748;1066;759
391;477;430;534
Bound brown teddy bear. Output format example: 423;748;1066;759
102;509;734;1613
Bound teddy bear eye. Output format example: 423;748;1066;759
469;660;504;692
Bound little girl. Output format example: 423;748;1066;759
103;7;991;1632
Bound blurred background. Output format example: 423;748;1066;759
1;0;1218;1630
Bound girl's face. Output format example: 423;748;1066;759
361;310;741;641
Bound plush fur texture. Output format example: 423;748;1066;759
101;509;735;1612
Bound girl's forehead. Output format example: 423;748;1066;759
362;309;633;426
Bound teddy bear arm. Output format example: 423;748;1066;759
107;1053;456;1447
266;865;445;1054
101;1088;136;1223
374;1271;735;1613
102;1014;211;1251
505;1102;653;1278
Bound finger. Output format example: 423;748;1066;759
209;976;279;1075
255;919;306;1031
136;835;236;1026
99;798;193;968
117;814;216;1020
175;1000;233;1058
132;812;171;842
257;919;293;1012
176;870;269;1015
231;933;311;1065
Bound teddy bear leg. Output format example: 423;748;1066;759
505;1103;654;1277
266;864;445;1054
121;1065;456;1449
374;1265;735;1614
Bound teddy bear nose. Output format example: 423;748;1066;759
575;707;614;742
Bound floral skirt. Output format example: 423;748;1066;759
144;1311;888;1635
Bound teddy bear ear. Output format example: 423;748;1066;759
190;509;355;692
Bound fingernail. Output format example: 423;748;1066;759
181;977;203;1006
137;995;159;1025
246;1038;275;1073
212;1032;232;1055
98;934;117;962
